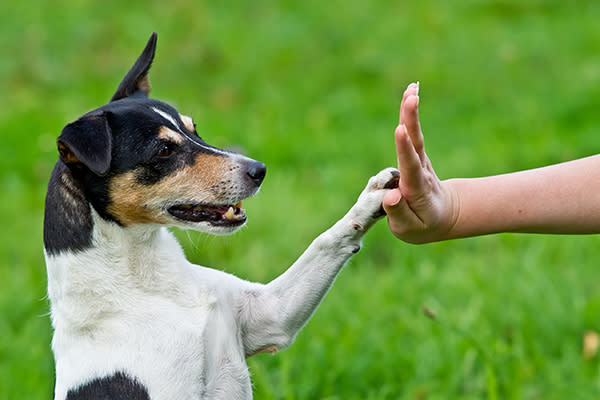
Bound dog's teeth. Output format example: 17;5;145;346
235;201;243;208
224;207;235;219
234;208;246;220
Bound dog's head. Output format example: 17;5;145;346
56;33;265;235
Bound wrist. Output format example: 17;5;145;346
436;179;462;241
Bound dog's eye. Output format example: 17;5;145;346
157;144;173;158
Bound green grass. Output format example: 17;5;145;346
2;0;600;398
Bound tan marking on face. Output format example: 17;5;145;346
138;75;152;96
107;153;236;226
179;114;195;133
57;142;80;164
158;126;184;144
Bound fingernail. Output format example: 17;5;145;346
415;81;420;96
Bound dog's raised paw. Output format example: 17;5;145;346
366;168;400;192
351;168;400;224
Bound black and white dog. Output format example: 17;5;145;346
43;33;398;399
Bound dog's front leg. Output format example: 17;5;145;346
239;168;399;356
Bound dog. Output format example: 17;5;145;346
43;32;399;400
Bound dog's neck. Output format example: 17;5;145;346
44;161;166;255
44;163;188;325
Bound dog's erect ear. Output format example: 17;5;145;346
57;112;112;176
110;32;157;102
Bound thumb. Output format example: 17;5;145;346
382;189;414;221
382;188;402;211
382;188;422;237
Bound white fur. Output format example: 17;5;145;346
151;106;232;158
152;107;183;133
46;168;397;399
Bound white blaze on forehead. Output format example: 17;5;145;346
151;107;183;133
150;107;235;157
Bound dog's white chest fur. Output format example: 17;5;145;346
47;216;253;399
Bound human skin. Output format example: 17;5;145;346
382;82;600;244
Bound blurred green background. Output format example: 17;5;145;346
2;0;600;398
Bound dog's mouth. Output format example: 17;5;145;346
167;201;246;226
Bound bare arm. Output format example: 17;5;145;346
382;82;600;243
447;156;600;237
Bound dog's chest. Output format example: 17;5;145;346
54;289;251;399
52;293;207;396
48;243;251;399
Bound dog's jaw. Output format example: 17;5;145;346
104;150;264;232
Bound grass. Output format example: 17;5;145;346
2;0;600;398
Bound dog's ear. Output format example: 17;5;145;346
110;32;157;102
57;112;112;176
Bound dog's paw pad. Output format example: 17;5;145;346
367;168;400;191
383;169;400;189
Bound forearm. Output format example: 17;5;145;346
241;169;397;356
445;154;600;238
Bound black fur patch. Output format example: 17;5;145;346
103;99;225;187
58;112;112;176
43;162;94;255
66;372;149;400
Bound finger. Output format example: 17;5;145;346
402;93;426;161
394;124;424;196
382;187;402;206
399;82;419;125
399;82;419;124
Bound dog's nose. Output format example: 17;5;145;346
247;161;266;186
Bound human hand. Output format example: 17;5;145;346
382;83;459;244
